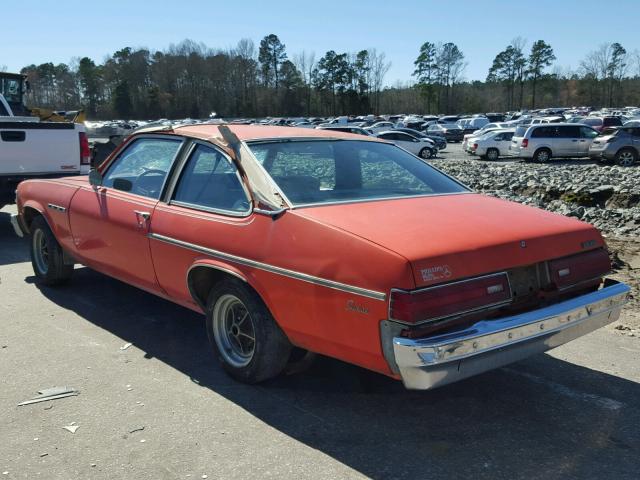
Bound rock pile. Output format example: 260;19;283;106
432;158;640;238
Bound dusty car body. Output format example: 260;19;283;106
12;125;630;389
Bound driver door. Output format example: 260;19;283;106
68;136;184;292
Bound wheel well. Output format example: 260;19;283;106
187;265;248;311
21;206;43;234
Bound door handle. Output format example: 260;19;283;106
571;139;578;142
134;210;151;228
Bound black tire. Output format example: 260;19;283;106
486;148;499;161
205;278;292;384
614;148;638;167
30;216;73;285
419;148;432;159
533;148;552;163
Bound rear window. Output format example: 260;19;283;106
582;118;603;127
603;117;623;127
248;140;467;206
514;126;528;137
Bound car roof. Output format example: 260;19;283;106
172;124;382;143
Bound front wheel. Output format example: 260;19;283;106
205;278;292;383
419;147;433;159
30;216;73;285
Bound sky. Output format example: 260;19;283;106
3;0;640;84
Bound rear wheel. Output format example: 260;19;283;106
205;278;292;383
533;148;551;163
486;148;499;161
30;216;73;285
615;148;637;166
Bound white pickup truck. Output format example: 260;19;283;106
0;94;91;209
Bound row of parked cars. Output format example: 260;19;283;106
461;118;639;166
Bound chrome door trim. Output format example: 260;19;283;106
148;232;386;301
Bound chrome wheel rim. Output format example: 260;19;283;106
537;151;549;162
212;294;256;367
420;149;430;159
33;229;49;275
618;151;634;166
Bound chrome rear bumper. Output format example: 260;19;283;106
10;213;25;238
391;281;630;390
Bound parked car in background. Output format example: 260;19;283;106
366;121;396;133
510;124;599;162
393;127;445;150
437;115;460;124
462;123;510;151
589;126;640;166
317;125;371;136
12;124;629;390
375;131;437;158
427;123;464;142
581;116;623;132
485;113;506;122
458;117;490;135
470;129;516;160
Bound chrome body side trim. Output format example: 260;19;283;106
148;233;387;301
10;214;25;237
390;281;630;390
47;203;67;212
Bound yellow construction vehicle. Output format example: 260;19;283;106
0;72;85;123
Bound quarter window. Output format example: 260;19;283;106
173;144;250;214
102;137;182;199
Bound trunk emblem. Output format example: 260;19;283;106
520;241;527;248
421;265;452;282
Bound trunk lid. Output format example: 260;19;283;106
295;194;604;288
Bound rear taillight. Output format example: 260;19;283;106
521;138;529;148
548;249;610;290
79;132;91;165
472;143;478;150
390;273;512;324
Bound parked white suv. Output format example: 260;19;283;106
509;123;598;162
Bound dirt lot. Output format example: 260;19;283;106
1;166;639;479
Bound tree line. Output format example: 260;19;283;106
15;34;640;120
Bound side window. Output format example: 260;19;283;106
173;144;250;214
103;137;182;199
580;127;598;139
503;132;514;141
493;134;503;141
531;126;556;138
0;101;8;116
557;126;580;138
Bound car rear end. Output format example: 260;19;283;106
383;248;630;389
509;125;531;158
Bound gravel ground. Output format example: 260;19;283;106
432;144;640;238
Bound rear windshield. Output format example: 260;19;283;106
582;118;603;127
514;126;528;137
603;117;623;127
247;140;467;206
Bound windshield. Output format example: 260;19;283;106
247;140;467;207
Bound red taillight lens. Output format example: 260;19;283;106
548;249;610;290
79;132;91;165
390;273;512;324
472;143;478;150
521;138;529;148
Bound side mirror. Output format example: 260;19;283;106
113;178;132;192
89;169;103;187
